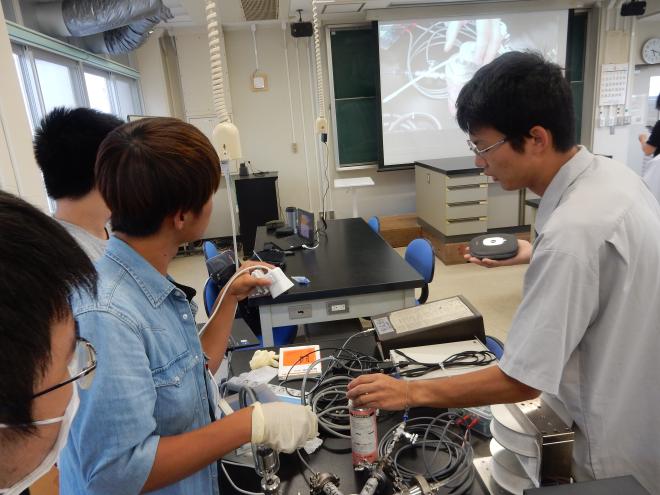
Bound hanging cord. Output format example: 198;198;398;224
222;164;240;268
205;0;240;265
311;1;325;120
251;24;260;71
282;23;297;148
294;38;315;213
204;0;229;122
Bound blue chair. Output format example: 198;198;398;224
367;216;380;233
203;278;221;316
203;278;297;347
203;240;219;261
404;238;435;305
485;335;504;360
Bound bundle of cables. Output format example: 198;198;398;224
392;349;496;379
379;412;476;495
294;345;385;439
280;330;496;438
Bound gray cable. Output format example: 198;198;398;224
378;414;474;494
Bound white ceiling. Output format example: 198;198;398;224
161;0;660;28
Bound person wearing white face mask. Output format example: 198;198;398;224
0;190;97;495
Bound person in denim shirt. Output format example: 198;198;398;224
59;118;317;495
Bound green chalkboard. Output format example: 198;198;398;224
566;10;588;143
336;98;379;165
329;24;381;166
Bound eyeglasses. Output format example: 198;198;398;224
467;137;507;157
32;337;97;399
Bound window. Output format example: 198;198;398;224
114;75;141;119
84;69;114;114
648;76;660;126
650;76;660;98
33;52;81;113
10;43;142;129
7;25;142;210
11;50;34;130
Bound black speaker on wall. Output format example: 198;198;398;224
291;9;313;38
620;1;646;16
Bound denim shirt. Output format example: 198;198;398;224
59;237;220;495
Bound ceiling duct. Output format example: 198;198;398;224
239;0;279;21
34;0;172;54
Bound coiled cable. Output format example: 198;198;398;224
378;413;475;494
311;1;325;120
204;0;229;122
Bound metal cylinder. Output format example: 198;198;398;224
359;476;380;495
349;400;378;466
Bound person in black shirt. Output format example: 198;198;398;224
639;94;660;158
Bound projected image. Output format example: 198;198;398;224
379;11;568;166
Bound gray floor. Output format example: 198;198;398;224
170;248;527;342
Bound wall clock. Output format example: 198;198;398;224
642;38;660;64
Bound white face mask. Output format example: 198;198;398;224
0;386;79;495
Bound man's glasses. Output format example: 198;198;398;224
467;137;507;157
32;337;97;398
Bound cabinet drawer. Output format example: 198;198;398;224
446;202;488;219
446;174;486;187
446;184;488;203
444;217;487;236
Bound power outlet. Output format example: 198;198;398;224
288;304;312;319
327;300;349;315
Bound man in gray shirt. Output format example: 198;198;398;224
347;52;660;492
34;107;123;260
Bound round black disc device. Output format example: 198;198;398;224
469;233;519;260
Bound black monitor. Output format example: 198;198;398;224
296;208;315;242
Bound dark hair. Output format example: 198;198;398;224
96;117;221;237
656;94;660;111
33;107;124;199
0;191;97;435
456;51;576;153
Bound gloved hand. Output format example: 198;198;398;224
249;350;279;369
251;402;318;453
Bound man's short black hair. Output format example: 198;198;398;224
656;94;660;111
456;51;576;153
34;107;124;199
0;191;96;435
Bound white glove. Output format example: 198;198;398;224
251;402;318;453
249;350;279;370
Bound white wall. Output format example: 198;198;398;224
223;28;324;214
0;1;48;210
175;30;216;118
134;31;172;117
592;13;660;170
633;20;660;66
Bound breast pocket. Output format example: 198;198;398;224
152;351;199;435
